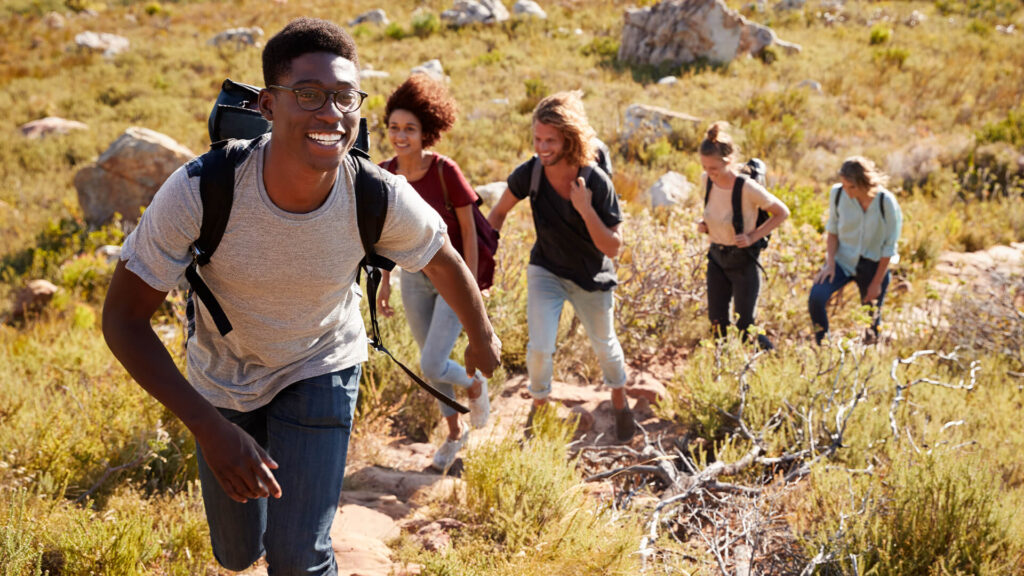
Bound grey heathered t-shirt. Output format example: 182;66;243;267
121;137;446;411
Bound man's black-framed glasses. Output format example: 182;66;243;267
268;85;368;113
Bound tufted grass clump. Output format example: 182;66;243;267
797;452;1024;575
400;408;641;575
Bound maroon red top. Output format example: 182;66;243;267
381;154;479;260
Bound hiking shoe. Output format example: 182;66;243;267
468;373;490;429
431;422;468;473
755;334;775;351
614;404;636;442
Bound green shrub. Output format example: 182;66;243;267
820;453;1021;575
517;77;550;115
775;183;826;233
743;114;805;162
384;22;406;40
935;0;1021;20
966;18;993;35
473;50;504;66
873;47;911;70
580;36;620;63
977;105;1024;148
411;11;441;38
869;25;892;45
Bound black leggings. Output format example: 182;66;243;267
707;245;761;339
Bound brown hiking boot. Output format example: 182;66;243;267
614;404;636;442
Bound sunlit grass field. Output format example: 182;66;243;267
2;0;1023;573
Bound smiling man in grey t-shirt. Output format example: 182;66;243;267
102;18;500;575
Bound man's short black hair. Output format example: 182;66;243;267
262;18;359;87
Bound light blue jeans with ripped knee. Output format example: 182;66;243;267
400;270;475;418
525;264;628;400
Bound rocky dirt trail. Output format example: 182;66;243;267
236;360;677;576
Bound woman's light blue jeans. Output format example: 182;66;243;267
195;366;360;576
526;264;628;399
400;270;474;418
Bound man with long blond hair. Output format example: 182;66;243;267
488;91;635;441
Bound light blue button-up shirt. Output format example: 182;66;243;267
826;184;903;276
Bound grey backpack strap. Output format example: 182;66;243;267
579;164;594;185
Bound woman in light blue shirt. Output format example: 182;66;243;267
809;157;903;344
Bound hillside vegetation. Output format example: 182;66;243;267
1;0;1023;574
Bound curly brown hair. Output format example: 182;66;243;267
384;74;458;148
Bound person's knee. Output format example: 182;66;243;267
212;545;263;572
264;541;334;576
808;287;830;310
419;355;447;382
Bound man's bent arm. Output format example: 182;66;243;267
421;239;501;376
487;188;520;233
580;212;623;258
102;260;281;502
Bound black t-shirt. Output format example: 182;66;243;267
507;157;622;291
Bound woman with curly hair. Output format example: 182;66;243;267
809;156;903;344
377;73;489;472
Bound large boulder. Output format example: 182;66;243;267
74;31;129;58
349;9;389;26
475;181;508;208
623;103;700;141
74;127;195;226
10;280;59;321
19;117;88;139
441;0;510;27
410;59;445;80
642;171;693;207
207;27;264;48
618;0;801;67
513;0;547;19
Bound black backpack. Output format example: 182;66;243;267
187;79;468;414
703;158;772;251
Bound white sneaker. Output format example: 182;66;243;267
431;422;468;473
468;373;490;429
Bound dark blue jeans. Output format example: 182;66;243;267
196;366;360;575
808;258;890;344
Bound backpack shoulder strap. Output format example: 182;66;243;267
194;139;252;265
186;138;258;336
579;164;594;186
731;175;748;236
434;154;454;213
349;149;395;272
704;175;712;207
528;156;543;201
878;190;888;221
